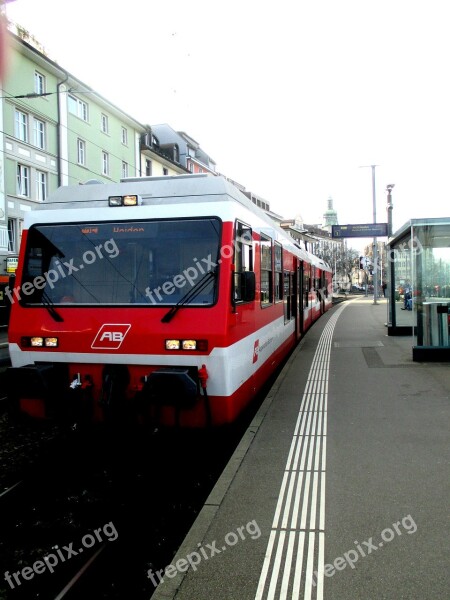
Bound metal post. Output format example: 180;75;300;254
371;166;378;305
386;184;395;326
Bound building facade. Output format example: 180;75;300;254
0;28;191;278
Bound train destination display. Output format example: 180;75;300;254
332;223;388;238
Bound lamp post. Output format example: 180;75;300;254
371;166;378;304
386;184;395;326
386;184;394;236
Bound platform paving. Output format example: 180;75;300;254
150;297;450;600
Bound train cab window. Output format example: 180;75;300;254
20;218;221;307
233;221;253;302
260;234;273;306
274;242;283;302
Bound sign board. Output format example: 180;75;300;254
6;256;18;273
332;223;388;239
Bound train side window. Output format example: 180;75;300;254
274;242;283;302
284;271;291;320
322;271;329;297
233;221;253;302
260;234;273;306
303;265;310;308
314;268;320;300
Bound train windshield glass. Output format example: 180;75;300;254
21;218;221;306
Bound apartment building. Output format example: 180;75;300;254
0;28;189;278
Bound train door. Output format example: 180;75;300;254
292;264;300;339
298;261;304;335
320;270;326;314
303;262;312;330
284;270;297;332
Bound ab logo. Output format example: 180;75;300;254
91;324;131;349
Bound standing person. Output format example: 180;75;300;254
402;282;412;310
382;281;387;297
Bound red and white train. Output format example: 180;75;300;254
7;174;332;427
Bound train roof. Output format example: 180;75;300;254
38;174;251;209
27;174;330;271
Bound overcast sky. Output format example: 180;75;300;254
4;0;450;239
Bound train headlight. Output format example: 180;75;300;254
165;339;208;351
182;339;197;350
108;194;140;206
21;336;59;348
123;194;138;206
165;339;181;350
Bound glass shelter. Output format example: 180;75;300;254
387;218;450;361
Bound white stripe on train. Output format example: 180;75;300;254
8;315;298;397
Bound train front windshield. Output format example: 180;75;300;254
20;218;221;306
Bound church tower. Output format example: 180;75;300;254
322;196;338;232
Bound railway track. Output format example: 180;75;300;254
0;415;256;600
0;354;277;599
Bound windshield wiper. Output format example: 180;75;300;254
41;291;64;322
161;270;217;323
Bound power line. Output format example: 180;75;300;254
0;91;55;99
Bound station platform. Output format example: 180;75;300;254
150;297;449;600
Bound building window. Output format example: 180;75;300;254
8;218;16;252
101;113;109;133
145;159;152;176
163;167;168;176
121;127;128;145
33;118;46;149
68;95;88;121
14;109;28;142
34;71;45;95
122;161;128;178
102;151;109;176
77;139;86;165
36;171;47;201
260;234;273;305
17;164;30;196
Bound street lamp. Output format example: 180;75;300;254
386;184;395;326
386;184;395;236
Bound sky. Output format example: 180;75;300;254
4;0;450;241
